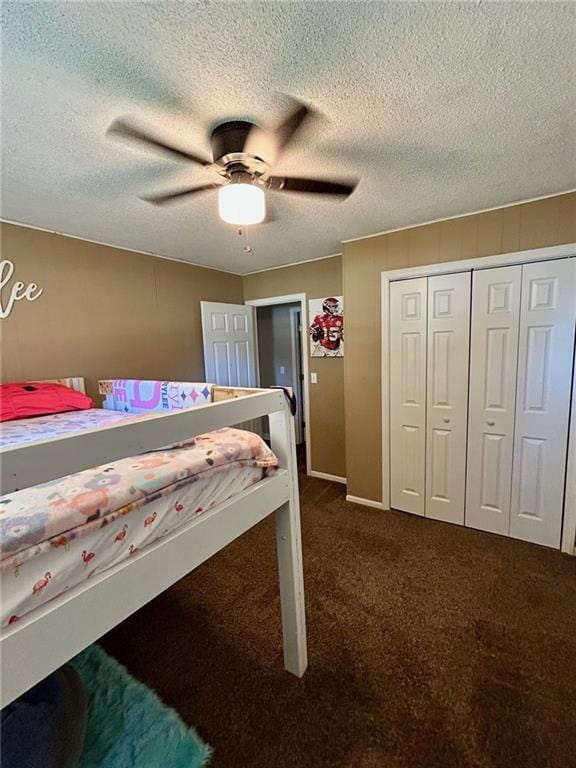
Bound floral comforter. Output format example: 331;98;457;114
0;408;151;448
0;428;277;570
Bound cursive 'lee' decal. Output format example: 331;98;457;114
0;260;43;319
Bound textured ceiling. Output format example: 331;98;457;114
1;2;574;274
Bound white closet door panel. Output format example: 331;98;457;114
466;265;521;535
390;278;427;516
426;272;471;524
510;258;576;548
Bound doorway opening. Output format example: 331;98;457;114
201;295;311;475
246;294;310;475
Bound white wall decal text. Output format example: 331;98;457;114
0;260;43;319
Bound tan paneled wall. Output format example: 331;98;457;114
2;192;574;490
0;223;243;400
243;257;345;479
343;192;576;502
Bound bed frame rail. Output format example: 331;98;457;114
0;387;307;704
1;472;297;706
1;388;282;494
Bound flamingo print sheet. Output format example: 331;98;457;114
0;428;278;627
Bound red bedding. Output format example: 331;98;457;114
0;382;93;422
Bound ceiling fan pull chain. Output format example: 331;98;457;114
236;226;252;253
243;227;252;254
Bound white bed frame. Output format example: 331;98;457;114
0;385;307;707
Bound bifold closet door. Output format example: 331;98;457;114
510;258;576;548
390;278;427;516
426;272;471;524
466;265;522;535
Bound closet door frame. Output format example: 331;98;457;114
381;242;576;553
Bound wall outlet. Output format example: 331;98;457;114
280;365;285;375
311;372;318;384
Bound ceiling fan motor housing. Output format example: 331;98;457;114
211;121;257;168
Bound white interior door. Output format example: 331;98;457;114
510;258;576;548
426;272;471;525
466;265;522;535
389;277;428;516
201;301;258;387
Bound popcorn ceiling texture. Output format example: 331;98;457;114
1;1;574;273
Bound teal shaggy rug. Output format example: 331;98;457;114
71;645;211;768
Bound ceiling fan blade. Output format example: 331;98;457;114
274;101;313;154
245;98;316;164
107;119;211;166
259;199;279;224
267;176;357;197
244;125;278;164
140;184;217;205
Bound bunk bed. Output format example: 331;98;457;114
0;379;307;707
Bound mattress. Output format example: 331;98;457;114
0;425;278;627
0;408;153;448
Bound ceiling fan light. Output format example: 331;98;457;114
218;183;265;225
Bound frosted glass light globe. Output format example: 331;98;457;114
218;183;265;225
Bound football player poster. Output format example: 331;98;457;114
308;296;344;357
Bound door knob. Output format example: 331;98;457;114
487;420;495;426
442;417;450;424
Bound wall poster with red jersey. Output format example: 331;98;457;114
308;296;344;357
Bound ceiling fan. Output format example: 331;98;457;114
106;98;358;226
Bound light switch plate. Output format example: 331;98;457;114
311;372;318;384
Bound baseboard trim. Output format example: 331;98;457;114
346;494;388;511
309;471;347;485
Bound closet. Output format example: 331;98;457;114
389;257;576;549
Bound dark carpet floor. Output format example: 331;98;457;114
102;476;576;768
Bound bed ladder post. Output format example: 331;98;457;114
269;403;308;677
